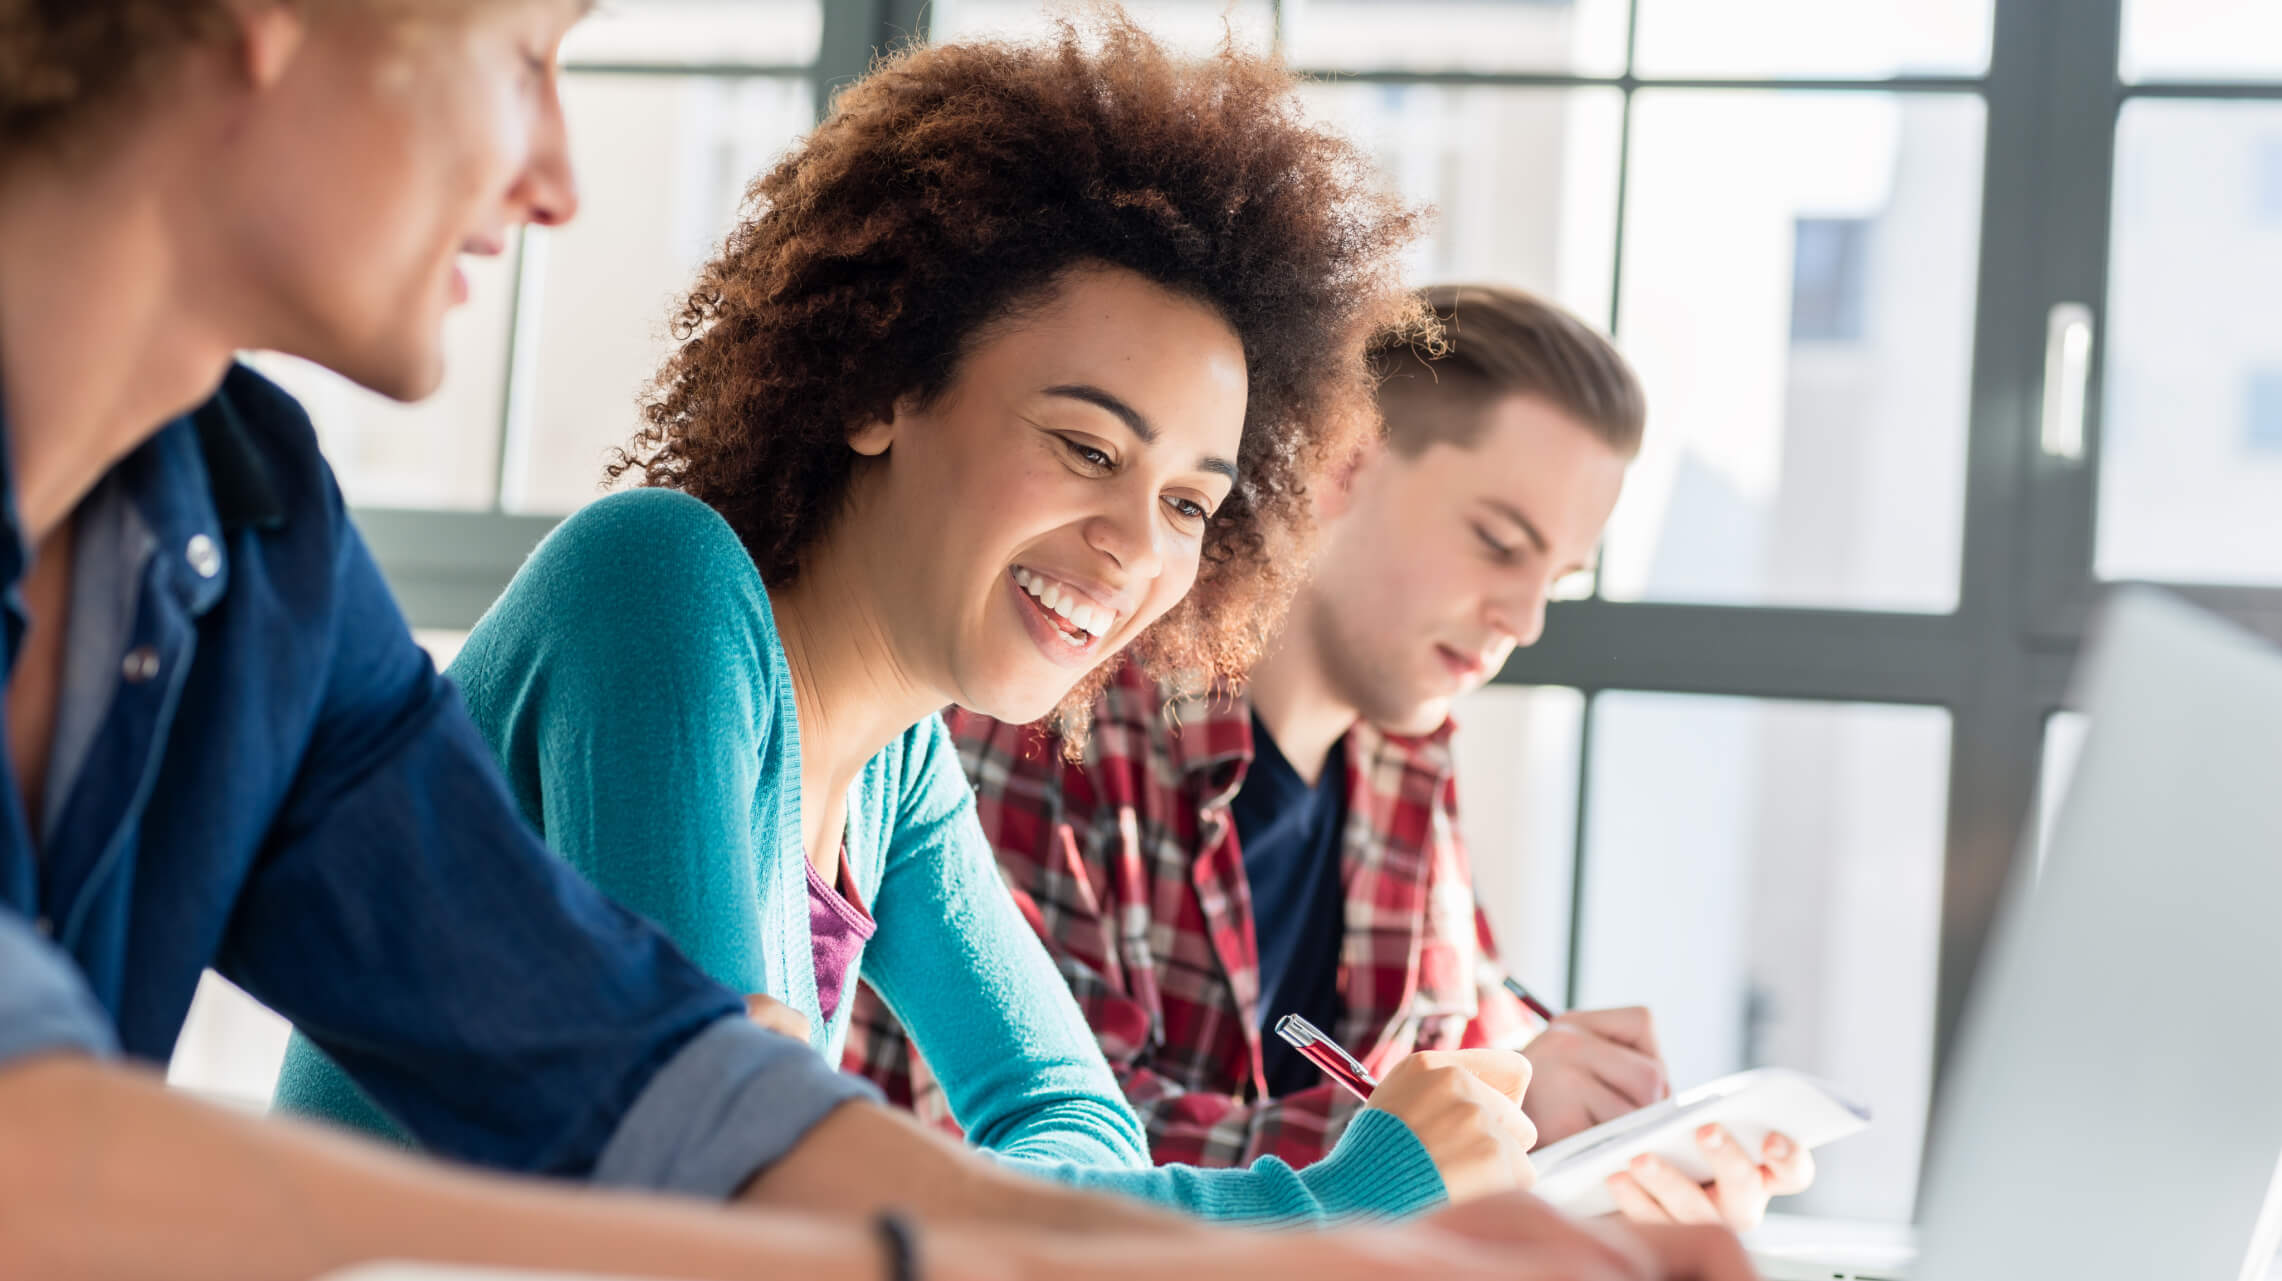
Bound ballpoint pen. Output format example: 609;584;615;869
1502;974;1562;1024
1273;1013;1378;1100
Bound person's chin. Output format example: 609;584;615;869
323;337;445;404
958;665;1075;728
1373;690;1455;738
972;691;1069;727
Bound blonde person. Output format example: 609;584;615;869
0;2;1755;1278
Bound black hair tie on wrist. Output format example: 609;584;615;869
873;1209;921;1281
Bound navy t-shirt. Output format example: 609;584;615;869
1231;713;1352;1098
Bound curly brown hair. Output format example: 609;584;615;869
613;14;1430;732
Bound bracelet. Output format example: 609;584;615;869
872;1209;921;1281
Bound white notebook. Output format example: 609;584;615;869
1530;1067;1872;1218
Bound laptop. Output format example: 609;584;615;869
1754;588;2282;1281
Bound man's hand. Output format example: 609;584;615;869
1363;1049;1539;1203
1605;1125;1816;1232
1520;1006;1668;1148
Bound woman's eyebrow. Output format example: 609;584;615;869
1045;383;1238;483
1045;384;1155;442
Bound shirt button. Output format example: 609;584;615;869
33;917;52;939
122;646;161;683
185;534;221;579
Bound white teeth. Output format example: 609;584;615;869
1015;568;1114;641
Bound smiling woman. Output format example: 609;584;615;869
271;10;1545;1229
617;14;1429;736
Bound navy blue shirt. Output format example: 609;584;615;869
1231;713;1350;1098
0;365;871;1191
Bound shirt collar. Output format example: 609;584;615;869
1167;679;1461;812
0;363;286;621
0;360;287;575
190;371;287;533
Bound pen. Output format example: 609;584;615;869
1273;1013;1379;1100
1501;974;1562;1025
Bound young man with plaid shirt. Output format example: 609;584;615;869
847;284;1815;1229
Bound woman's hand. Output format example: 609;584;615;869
1364;1049;1540;1203
1604;1125;1816;1231
745;993;812;1043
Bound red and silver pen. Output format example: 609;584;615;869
1273;1013;1379;1100
1501;974;1562;1024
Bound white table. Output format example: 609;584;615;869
1745;1213;2282;1281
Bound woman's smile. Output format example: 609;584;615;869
1006;565;1118;668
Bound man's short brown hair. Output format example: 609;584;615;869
1369;282;1645;460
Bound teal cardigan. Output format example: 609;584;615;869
274;488;1442;1224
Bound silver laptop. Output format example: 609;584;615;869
1755;588;2282;1281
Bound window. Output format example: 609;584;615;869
1577;695;1950;1222
1791;218;1872;343
1602;91;1982;613
2247;369;2282;455
1450;685;1587;1002
1631;0;1992;78
928;0;1273;54
1296;82;1622;323
2122;0;2282;84
2253;137;2282;224
1287;0;1629;76
2098;101;2282;587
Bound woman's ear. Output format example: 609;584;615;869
850;391;922;457
848;416;895;457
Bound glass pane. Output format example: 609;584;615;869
2122;0;2282;83
1578;693;1951;1222
926;0;1273;55
1287;0;1627;76
1449;685;1586;1003
243;250;516;511
504;74;814;514
561;0;822;67
166;973;291;1109
2036;710;2089;874
1297;85;1622;327
1603;92;1983;611
2097;101;2282;587
1632;0;1992;78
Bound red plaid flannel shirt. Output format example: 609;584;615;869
843;661;1533;1168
